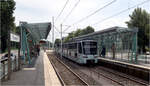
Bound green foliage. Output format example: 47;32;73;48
54;38;61;45
14;26;20;35
74;29;82;37
1;0;16;31
1;0;16;53
126;8;150;53
63;31;75;42
81;26;95;35
63;26;95;43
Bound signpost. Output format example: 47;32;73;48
10;33;20;42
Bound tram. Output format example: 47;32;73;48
55;40;98;64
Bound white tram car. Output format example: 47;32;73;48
55;40;98;64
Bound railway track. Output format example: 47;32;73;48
47;53;89;86
93;66;149;86
54;53;149;86
84;64;149;86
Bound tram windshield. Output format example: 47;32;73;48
83;41;97;55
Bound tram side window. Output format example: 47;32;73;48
78;43;82;53
68;43;72;49
74;43;77;49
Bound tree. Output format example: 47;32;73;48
81;26;95;35
126;8;150;53
14;26;20;35
54;38;61;45
63;31;75;43
74;29;82;37
1;0;16;53
63;26;95;43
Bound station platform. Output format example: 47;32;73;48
98;57;150;82
1;50;61;86
98;57;150;69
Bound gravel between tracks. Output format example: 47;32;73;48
55;54;148;86
94;66;148;86
55;54;103;86
47;53;88;86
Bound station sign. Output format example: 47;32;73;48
10;33;20;42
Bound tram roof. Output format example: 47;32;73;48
74;26;138;40
20;22;51;43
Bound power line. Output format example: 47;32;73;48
63;25;71;32
72;0;116;25
62;0;80;23
54;25;60;33
54;27;60;34
55;0;69;21
93;0;150;25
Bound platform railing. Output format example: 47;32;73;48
0;57;18;81
137;54;150;64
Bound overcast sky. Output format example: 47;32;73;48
14;0;150;41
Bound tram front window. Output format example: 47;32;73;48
83;42;97;55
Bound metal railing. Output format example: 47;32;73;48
0;57;18;81
137;53;150;64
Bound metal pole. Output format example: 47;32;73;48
49;31;51;49
18;22;21;70
49;41;50;50
24;30;31;64
20;23;22;52
61;24;62;58
7;25;11;80
135;30;138;63
52;17;54;49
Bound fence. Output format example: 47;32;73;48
0;56;19;81
137;53;150;64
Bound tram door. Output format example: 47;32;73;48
77;42;83;57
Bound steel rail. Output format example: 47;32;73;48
54;55;89;86
53;52;149;86
48;55;65;86
49;53;89;86
96;67;149;86
92;69;124;86
56;54;124;85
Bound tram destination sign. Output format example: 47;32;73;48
10;33;20;42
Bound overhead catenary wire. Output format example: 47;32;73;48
72;0;117;25
54;25;60;33
63;25;71;32
54;27;60;34
55;0;69;21
54;25;70;33
62;0;80;23
93;0;150;25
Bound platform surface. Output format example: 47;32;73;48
1;50;61;86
